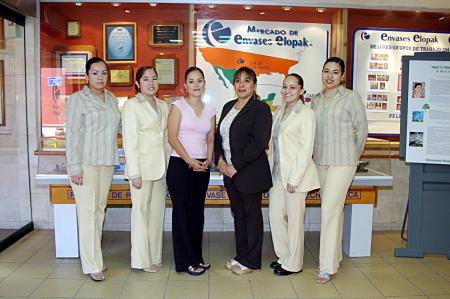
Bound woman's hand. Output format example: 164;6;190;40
70;174;83;186
190;159;207;172
287;183;295;193
132;177;142;189
224;164;237;178
201;160;212;169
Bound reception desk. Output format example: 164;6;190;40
35;169;392;258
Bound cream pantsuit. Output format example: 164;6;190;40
130;178;166;268
268;101;320;272
122;93;169;269
316;165;356;274
70;165;114;274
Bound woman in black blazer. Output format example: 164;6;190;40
214;66;272;275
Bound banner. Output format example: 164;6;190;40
196;19;330;114
352;28;450;134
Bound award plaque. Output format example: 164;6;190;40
108;65;133;87
66;20;81;38
103;22;137;64
148;22;183;47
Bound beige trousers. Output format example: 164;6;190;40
269;180;307;272
316;165;356;275
70;165;114;274
130;178;166;269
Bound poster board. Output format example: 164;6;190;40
399;52;450;165
352;28;450;135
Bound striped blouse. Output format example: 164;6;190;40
66;85;121;175
312;86;368;166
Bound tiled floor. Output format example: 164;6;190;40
0;230;449;299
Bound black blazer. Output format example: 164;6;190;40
214;95;273;193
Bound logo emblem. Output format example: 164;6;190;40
360;32;370;40
202;20;232;47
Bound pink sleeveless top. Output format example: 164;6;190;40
170;99;216;159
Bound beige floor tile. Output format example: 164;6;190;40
29;230;55;239
369;278;423;297
102;265;130;281
119;280;167;299
291;278;340;298
9;263;57;279
409;276;450;295
248;267;291;281
377;250;424;264
210;279;253;299
48;263;86;279
60;258;81;265
287;267;318;281
30;278;85;298
386;297;428;299
9;238;49;251
0;249;37;263
209;266;250;281
332;278;383;297
0;262;21;278
128;267;170;281
427;262;450;276
0;278;43;296
74;279;126;298
393;263;441;278
250;280;297;299
429;296;450;299
356;263;402;279
25;250;61;265
165;280;208;299
332;264;366;281
350;252;387;265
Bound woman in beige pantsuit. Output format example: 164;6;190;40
66;57;121;281
122;66;169;273
268;74;320;276
312;57;368;283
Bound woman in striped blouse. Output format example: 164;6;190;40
312;57;368;284
66;57;121;282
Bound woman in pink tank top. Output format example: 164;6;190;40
166;67;216;276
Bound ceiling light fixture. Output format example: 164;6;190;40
243;5;253;10
149;3;157;7
259;11;265;15
74;2;83;6
111;2;121;7
282;6;292;11
208;4;216;8
438;16;446;21
316;7;326;13
124;9;130;13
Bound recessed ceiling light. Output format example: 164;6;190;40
259;11;265;15
316;7;326;13
149;3;157;7
438;16;446;20
415;10;421;13
243;5;253;10
159;52;164;55
74;2;83;6
282;6;292;11
208;4;216;8
111;2;121;7
124;9;130;13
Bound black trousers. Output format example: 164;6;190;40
166;156;210;272
225;177;263;269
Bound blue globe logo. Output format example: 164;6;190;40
237;58;244;64
360;32;370;41
202;20;232;47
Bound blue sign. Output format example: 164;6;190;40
48;76;62;87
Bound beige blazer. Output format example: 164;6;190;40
268;101;320;193
122;93;169;181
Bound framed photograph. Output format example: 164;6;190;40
59;51;91;78
108;64;133;87
153;54;178;89
0;60;4;126
148;22;183;47
103;22;137;64
66;20;81;38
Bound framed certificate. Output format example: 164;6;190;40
59;51;91;78
148;22;183;48
108;64;133;87
103;22;137;64
154;54;178;89
66;20;81;38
